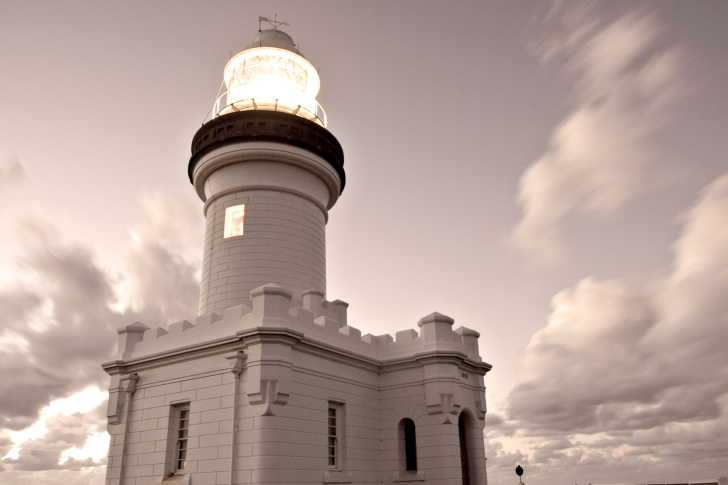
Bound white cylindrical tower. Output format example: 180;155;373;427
189;28;345;316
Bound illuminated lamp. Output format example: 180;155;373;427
212;28;326;127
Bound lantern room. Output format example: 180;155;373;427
211;27;327;127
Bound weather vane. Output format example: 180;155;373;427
259;15;289;31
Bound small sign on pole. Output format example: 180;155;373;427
515;465;524;484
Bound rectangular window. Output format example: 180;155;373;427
175;405;190;472
328;406;337;467
327;402;345;469
223;204;245;238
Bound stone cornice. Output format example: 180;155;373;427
294;335;383;373
237;326;304;347
411;350;492;372
102;326;491;377
101;336;242;375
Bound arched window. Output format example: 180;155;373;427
458;413;470;485
399;418;418;471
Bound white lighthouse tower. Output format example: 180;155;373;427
104;21;491;485
191;25;343;315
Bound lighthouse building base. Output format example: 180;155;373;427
103;284;491;485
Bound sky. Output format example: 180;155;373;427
0;1;727;484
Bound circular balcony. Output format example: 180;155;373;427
209;90;327;128
189;110;345;192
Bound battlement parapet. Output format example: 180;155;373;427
113;283;483;367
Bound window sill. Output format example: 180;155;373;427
394;470;426;482
323;469;352;483
161;474;191;484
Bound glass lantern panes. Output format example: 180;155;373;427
230;54;308;93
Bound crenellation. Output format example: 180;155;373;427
417;312;457;348
395;329;418;342
114;288;485;374
339;325;361;340
194;311;223;327
331;299;349;325
116;322;151;360
301;289;325;316
374;334;394;345
314;315;341;332
454;326;481;361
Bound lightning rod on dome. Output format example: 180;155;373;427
259;15;289;32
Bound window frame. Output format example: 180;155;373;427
458;413;471;485
173;404;190;474
404;419;418;471
327;402;345;470
398;418;419;474
223;204;245;239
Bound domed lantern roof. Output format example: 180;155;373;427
243;29;304;57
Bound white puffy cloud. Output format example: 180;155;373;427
0;186;203;475
488;172;728;483
130;191;205;259
512;4;684;266
121;240;200;324
0;217;123;431
121;191;203;324
3;387;108;467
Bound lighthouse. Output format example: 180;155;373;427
190;26;344;316
104;21;491;485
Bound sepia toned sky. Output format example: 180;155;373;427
1;1;727;484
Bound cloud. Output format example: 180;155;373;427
130;191;204;258
512;4;684;266
508;277;661;432
122;240;200;324
0;469;106;485
3;387;108;466
0;217;122;431
4;406;108;472
121;191;203;323
490;171;728;482
0;188;202;473
0;150;27;189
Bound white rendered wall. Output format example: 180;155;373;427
105;354;239;485
105;345;488;485
198;189;326;315
193;142;341;315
